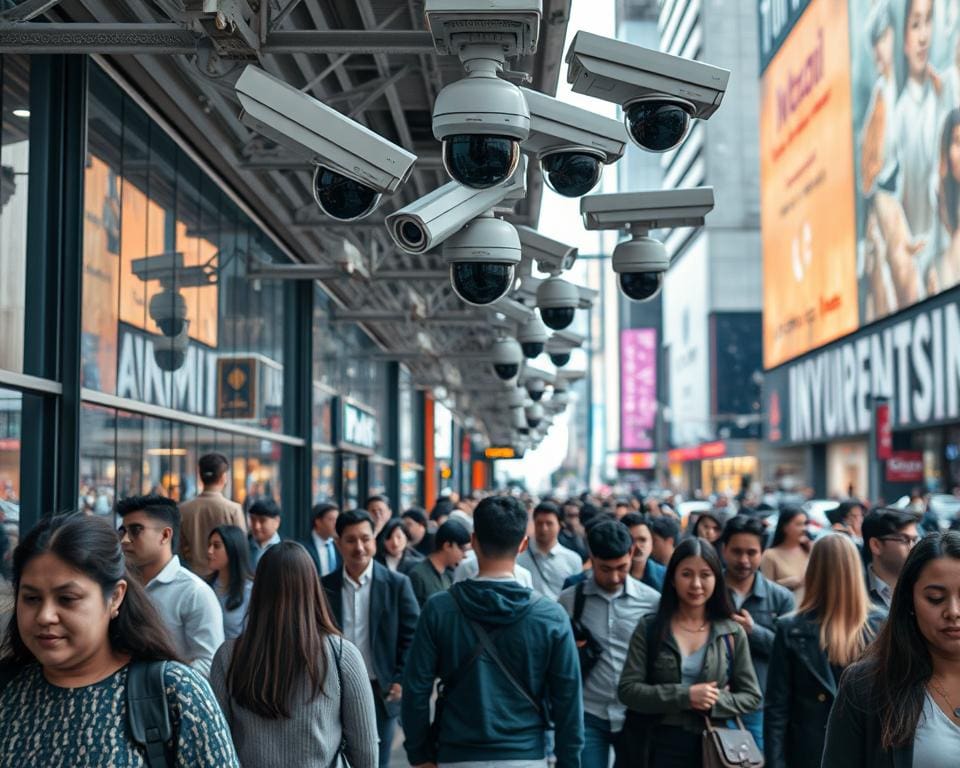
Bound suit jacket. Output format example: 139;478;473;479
300;534;341;576
322;561;420;716
178;490;246;576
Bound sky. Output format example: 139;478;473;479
497;0;618;492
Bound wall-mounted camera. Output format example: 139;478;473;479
565;32;730;152
490;336;523;381
426;0;541;189
517;311;549;358
545;330;583;368
525;401;544;429
581;186;714;301
516;225;577;273
235;65;417;220
520;87;627;197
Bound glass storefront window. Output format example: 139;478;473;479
313;451;335;503
369;461;388;497
0;388;20;576
0;55;29;374
342;454;359;510
82;64;288;435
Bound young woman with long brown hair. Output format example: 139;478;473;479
822;531;960;766
763;533;884;768
210;541;378;768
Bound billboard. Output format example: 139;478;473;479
761;0;960;369
760;0;859;369
620;328;658;450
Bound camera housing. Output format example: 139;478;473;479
444;212;522;305
545;330;583;368
565;32;730;153
491;336;523;381
613;235;669;301
386;160;526;255
235;66;416;220
149;288;188;338
515;225;577;273
517;311;549;358
525;376;547;402
525;402;544;429
519;87;627;197
536;276;580;330
426;1;541;188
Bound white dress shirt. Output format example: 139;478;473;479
517;541;583;600
342;559;376;681
145;555;224;677
311;531;336;575
452;549;533;588
558;575;661;731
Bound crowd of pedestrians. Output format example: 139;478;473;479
1;452;960;768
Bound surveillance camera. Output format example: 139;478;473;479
386;161;526;255
444;213;522;305
491;336;523;381
613;234;668;302
149;288;188;337
525;377;546;402
517;311;549;358
507;386;526;409
520;87;627;197
235;66;416;220
426;1;540;189
515;225;578;273
525;402;544;429
546;330;583;367
153;325;189;372
565;32;730;153
511;406;528;431
536;276;580;331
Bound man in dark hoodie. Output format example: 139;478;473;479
402;494;584;768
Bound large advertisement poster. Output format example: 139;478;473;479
760;0;859;369
851;0;960;325
620;328;657;451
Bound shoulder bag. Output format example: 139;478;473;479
700;634;764;768
570;580;604;682
329;636;352;768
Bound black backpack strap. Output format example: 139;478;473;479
127;661;173;768
573;580;586;623
722;632;735;688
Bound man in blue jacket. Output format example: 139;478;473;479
402;495;584;768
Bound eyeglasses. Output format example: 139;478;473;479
879;535;920;547
117;523;164;540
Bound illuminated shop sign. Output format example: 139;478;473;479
339;400;378;452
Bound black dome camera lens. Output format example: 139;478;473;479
528;389;545;402
493;363;519;380
521;342;545;359
156;318;186;337
542;152;603;197
399;220;425;249
154;349;186;372
625;101;691;152
313;166;380;220
540;306;576;331
619;271;663;302
443;135;520;189
526;417;542;429
549;352;571;367
517;427;530;436
450;263;513;306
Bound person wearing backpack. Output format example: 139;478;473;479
401;494;584;767
558;519;660;768
0;513;237;767
210;541;378;768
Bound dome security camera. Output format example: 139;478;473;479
565;32;730;153
517;312;549;359
490;337;523;381
519;87;628;197
153;325;190;372
234;66;416;221
525;377;546;402
443;213;522;306
536;276;579;330
613;234;669;302
386;160;526;255
149;288;188;337
525;402;544;429
426;2;541;189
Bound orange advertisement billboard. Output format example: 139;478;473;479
760;0;859;369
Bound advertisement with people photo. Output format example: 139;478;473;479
852;0;960;324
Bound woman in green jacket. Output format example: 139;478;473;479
618;537;762;767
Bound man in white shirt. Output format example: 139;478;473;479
322;509;419;768
303;502;340;576
560;519;660;768
247;498;282;569
517;501;583;599
117;494;224;677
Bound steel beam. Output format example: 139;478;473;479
264;30;435;54
0;22;198;53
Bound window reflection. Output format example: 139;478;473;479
0;388;21;579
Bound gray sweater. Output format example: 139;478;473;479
210;636;379;768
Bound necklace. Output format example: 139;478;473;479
676;621;708;633
929;677;960;720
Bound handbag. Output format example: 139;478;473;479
330;637;352;768
700;635;763;768
570;581;604;682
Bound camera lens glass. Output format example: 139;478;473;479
521;342;545;359
540;306;576;331
619;271;664;302
541;152;603;197
397;219;426;251
450;262;514;305
550;352;571;367
526;417;542;429
493;363;520;380
313;165;380;220
527;389;545;402
443;135;520;189
625;101;691;152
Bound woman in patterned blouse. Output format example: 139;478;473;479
0;513;238;767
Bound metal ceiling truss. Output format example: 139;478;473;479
1;0;573;444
